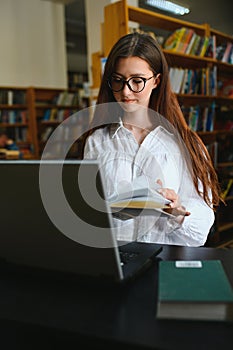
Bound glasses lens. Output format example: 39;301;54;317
128;77;145;92
109;76;124;92
109;76;146;92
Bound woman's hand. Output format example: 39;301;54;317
156;179;191;219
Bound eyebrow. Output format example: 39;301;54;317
113;73;148;78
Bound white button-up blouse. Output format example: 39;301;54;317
84;120;215;247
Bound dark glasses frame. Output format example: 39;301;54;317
108;75;155;93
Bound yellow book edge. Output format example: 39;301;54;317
110;200;170;210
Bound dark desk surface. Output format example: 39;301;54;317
0;245;232;350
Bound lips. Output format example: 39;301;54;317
122;99;136;103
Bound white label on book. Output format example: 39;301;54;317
175;261;202;268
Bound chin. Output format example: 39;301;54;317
120;102;143;113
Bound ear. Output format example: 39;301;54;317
154;73;161;88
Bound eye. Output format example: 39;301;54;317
112;76;122;83
131;77;144;84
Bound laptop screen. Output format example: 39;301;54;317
0;160;162;282
0;160;123;279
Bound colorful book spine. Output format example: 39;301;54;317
221;42;233;63
199;37;210;57
164;27;186;51
180;29;195;54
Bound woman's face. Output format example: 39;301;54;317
111;56;158;111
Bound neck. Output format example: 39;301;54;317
123;123;152;145
123;109;153;130
122;111;155;145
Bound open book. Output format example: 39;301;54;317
108;176;172;219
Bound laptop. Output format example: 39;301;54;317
0;160;162;282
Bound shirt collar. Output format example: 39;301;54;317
109;118;124;138
109;118;173;139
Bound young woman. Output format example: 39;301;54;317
83;32;220;246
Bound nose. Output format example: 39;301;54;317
122;81;132;93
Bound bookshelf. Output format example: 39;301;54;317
0;86;90;160
27;87;90;159
92;0;233;246
0;87;36;159
67;71;88;89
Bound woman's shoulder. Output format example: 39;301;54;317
86;126;110;142
153;126;180;148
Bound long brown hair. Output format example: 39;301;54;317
84;32;220;209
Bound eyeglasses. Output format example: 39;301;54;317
108;75;154;93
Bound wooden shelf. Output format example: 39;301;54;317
127;5;207;34
0;104;27;109
0;87;34;159
218;162;233;168
0;86;90;159
0;122;28;127
35;104;81;109
163;50;215;68
218;222;233;233
41;121;60;126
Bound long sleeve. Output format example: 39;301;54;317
83;125;215;247
145;181;215;247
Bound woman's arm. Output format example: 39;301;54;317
153;177;215;247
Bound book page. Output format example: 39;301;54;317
109;176;171;208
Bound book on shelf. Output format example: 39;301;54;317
185;32;198;55
199;36;210;57
0;110;27;124
188;106;199;131
156;260;233;321
169;67;185;93
221;42;233;63
229;45;233;64
0;89;26;105
56;91;68;105
221;179;233;200
163;28;218;59
42;108;78;123
189;34;202;56
204;35;216;59
205;102;215;132
0;148;20;159
13;127;28;143
56;91;78;106
219;79;233;98
182;103;215;132
216;43;229;61
101;57;107;75
42;108;58;122
195;36;207;56
164;27;205;56
177;28;195;54
40;127;53;142
170;66;217;96
163;27;186;51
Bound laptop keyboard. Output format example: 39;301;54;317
119;251;139;265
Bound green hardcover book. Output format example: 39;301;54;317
156;260;233;321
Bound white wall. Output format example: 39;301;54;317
85;0;138;85
85;0;109;85
0;0;67;88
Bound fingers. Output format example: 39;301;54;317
158;187;180;208
164;206;191;217
156;180;191;217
